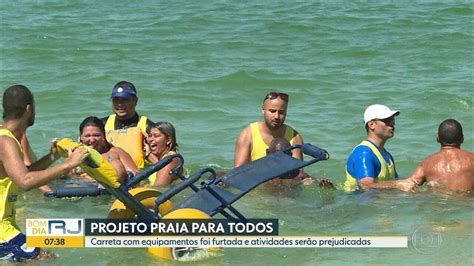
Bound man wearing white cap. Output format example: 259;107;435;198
343;104;402;191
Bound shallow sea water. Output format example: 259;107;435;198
1;1;473;265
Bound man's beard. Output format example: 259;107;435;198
27;113;35;127
265;119;283;130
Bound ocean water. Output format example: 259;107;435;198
1;1;473;265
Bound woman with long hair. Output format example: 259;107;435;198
78;116;138;183
146;121;181;186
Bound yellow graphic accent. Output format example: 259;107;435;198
26;236;84;248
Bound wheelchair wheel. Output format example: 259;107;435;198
107;187;173;219
147;208;220;260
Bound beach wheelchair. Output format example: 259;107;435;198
56;138;329;260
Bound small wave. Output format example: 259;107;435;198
434;6;474;16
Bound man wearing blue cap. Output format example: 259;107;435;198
101;81;154;169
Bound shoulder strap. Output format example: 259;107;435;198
359;140;386;165
137;116;148;134
250;122;267;161
0;129;23;156
104;115;116;131
284;125;295;144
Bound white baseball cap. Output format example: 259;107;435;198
364;104;400;124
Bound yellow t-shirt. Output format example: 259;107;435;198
250;122;295;161
0;129;23;242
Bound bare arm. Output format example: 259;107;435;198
234;126;252;167
0;136;88;191
291;130;303;160
153;157;180;186
295;170;334;187
406;164;426;187
20;134;37;165
116;147;138;175
359;163;426;192
358;176;417;192
28;139;60;171
26;137;54;193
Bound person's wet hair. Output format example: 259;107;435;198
268;137;291;154
438;119;463;146
79;116;106;136
267;137;297;179
2;85;34;120
79;116;112;150
152;121;178;151
263;91;289;104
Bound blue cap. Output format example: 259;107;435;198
111;84;136;99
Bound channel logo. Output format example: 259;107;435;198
26;219;84;248
411;226;442;254
27;219;83;236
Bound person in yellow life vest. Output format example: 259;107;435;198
101;81;154;169
344;104;413;192
0;85;88;262
234;91;304;168
145;122;181;186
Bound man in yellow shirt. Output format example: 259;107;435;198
0;85;87;261
234;91;303;167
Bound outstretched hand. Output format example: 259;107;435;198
301;177;314;185
396;179;418;192
65;146;89;168
300;177;335;188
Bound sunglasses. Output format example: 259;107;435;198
263;91;289;103
376;117;395;125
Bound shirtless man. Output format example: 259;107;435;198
234;91;303;167
407;119;473;192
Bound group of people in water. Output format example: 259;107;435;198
234;90;473;193
0;82;472;261
0;83;183;261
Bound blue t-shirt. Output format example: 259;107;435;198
346;141;398;180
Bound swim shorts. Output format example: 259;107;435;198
0;233;39;261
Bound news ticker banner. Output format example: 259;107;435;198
26;218;407;248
